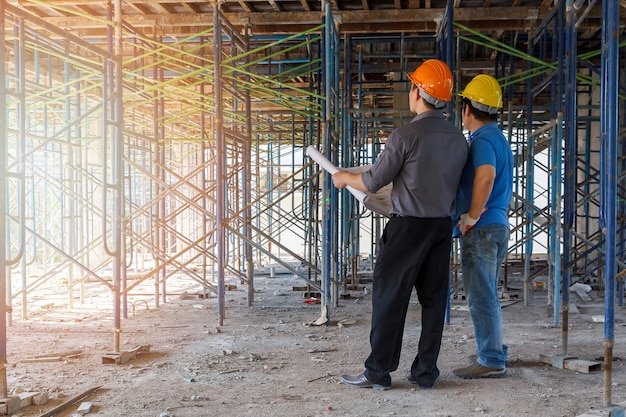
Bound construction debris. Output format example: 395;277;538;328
539;354;602;373
76;401;93;413
101;345;151;365
36;386;100;417
20;350;84;364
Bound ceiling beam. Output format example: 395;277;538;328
41;7;556;32
13;0;203;4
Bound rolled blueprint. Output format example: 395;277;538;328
306;145;391;217
306;145;367;203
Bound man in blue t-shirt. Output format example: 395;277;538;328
453;74;513;379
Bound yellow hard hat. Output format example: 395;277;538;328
407;59;453;106
458;74;503;114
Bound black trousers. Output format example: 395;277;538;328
363;216;452;387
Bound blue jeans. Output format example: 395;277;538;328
460;224;509;369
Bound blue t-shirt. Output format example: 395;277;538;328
453;122;513;235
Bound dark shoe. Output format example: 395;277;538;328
405;371;434;390
341;372;391;390
453;362;506;379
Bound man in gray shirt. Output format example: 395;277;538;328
332;59;468;390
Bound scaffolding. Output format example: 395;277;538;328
0;0;622;410
0;1;331;357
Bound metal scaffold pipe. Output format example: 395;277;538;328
0;0;8;400
214;5;226;326
562;0;579;358
322;0;334;321
600;0;619;408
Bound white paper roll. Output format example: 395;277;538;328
306;145;367;203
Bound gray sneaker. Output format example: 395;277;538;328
453;362;506;379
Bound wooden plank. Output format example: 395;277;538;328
36;386;101;417
539;354;574;369
20;357;63;363
102;345;151;365
540;354;602;373
564;359;602;374
576;289;592;301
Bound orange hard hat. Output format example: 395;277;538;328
407;59;454;104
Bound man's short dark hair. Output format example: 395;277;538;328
409;83;437;109
463;98;498;122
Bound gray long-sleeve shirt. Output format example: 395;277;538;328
361;110;468;218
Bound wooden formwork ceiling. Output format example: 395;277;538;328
6;1;608;38
6;0;618;115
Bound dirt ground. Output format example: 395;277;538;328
4;269;626;417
